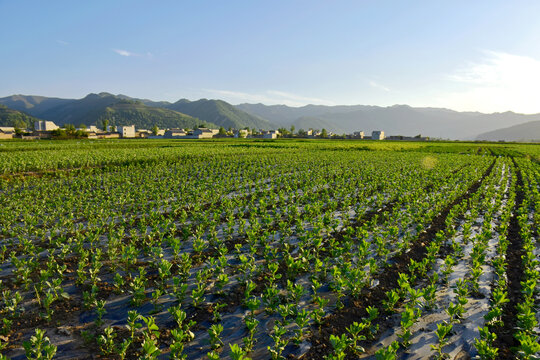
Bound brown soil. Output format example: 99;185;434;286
492;159;525;359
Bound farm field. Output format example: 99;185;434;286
0;139;539;360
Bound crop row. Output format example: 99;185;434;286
0;141;537;360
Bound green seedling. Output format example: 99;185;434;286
375;340;399;360
23;329;57;360
208;323;224;349
229;343;250;360
347;321;368;355
97;326;116;355
325;333;350;360
430;321;452;359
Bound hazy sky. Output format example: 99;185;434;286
2;0;540;113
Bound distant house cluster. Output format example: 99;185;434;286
371;131;385;140
2;122;258;140
0;119;429;142
163;128;218;139
0;122;142;140
162;128;280;139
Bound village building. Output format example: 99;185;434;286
261;130;280;139
191;128;219;139
97;132;120;139
135;129;152;138
117;125;136;138
0;127;15;139
164;129;188;138
35;131;53;139
372;130;385;140
34;121;59;131
86;125;100;133
233;129;250;138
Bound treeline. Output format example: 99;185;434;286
50;124;88;139
0;104;39;129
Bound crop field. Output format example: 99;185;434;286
0;139;539;360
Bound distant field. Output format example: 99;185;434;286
0;139;538;359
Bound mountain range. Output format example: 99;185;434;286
237;103;540;140
475;120;540;142
1;93;539;141
0;93;273;131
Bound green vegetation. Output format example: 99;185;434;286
50;124;88;139
97;101;217;130
0;104;40;129
165;98;274;130
0;139;538;359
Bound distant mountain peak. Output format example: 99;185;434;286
173;98;191;105
476;120;540;141
0;93;274;131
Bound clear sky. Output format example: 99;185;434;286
2;0;540;113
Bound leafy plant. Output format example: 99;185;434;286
23;329;57;360
430;321;452;359
375;340;399;360
97;326;116;355
208;323;224;349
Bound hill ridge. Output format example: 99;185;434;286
0;93;272;130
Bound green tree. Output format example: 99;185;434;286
151;125;159;136
102;119;109;132
290;125;295;135
64;124;76;135
320;128;328;138
278;127;289;137
13;118;27;129
218;126;226;135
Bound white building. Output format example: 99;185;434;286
118;125;136;138
353;131;365;139
262;130;280;139
234;129;250;138
192;128;219;139
372;130;385;140
34;121;59;131
164;129;187;138
0;127;15;139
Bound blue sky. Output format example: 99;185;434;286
2;0;540;113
